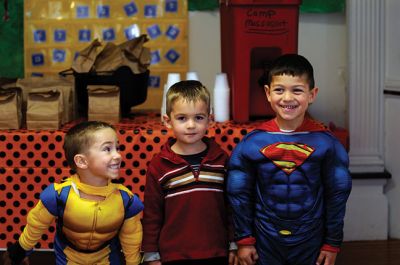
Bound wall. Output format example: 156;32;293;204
188;10;347;127
384;0;400;239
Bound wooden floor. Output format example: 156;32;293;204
1;240;400;265
336;240;400;265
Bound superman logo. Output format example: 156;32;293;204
260;142;315;174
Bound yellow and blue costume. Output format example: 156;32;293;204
12;174;143;265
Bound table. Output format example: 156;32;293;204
0;113;261;249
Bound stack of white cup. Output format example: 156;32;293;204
213;73;230;122
161;73;181;121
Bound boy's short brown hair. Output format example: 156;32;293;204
165;80;211;116
63;121;115;170
264;54;315;89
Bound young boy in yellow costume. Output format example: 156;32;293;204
2;121;143;265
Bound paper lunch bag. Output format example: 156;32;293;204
0;87;22;129
26;88;63;130
87;85;120;124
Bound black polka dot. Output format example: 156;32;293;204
34;160;41;167
27;168;34;174
34;193;40;199
49;143;56;150
42;234;48;240
119;130;126;135
146;145;153;151
241;129;248;135
55;152;63;158
27;135;34;141
0;217;6;223
27;201;34;207
133;177;139;183
48;176;55;183
13;135;20;141
27;152;34;158
119;145;126;151
215;128;221;134
234;137;241;144
20;176;27;183
0;151;5;157
133;145;140;151
0;135;5;141
6;143;13;149
120;161;126;168
6;193;13;199
13;233;20;240
6;209;13;215
126;153;133;159
133;161;139;167
0;201;5;207
13;168;20;174
13;201;20;207
140;169;146;176
0;184;5;191
20;193;27;199
55;135;63;142
41;152;49;158
153;137;160;143
27;184;34;191
126;136;133;143
13;217;20;224
140;185;145;192
20;209;27;216
49;226;55;233
20;143;27;150
55;168;62;174
7;225;13;232
41;135;49;142
6;176;13;182
13;184;20;191
34;176;41;183
221;136;228;142
49;160;55;167
6;160;13;166
140;136;146;143
13;152;20;158
126;169;132;176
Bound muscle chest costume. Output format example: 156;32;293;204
16;174;143;265
227;118;352;249
142;137;233;262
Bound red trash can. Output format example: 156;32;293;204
220;0;302;122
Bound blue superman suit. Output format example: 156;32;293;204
227;118;352;265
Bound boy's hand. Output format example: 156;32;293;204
316;250;337;265
229;250;238;265
237;245;258;265
1;251;29;265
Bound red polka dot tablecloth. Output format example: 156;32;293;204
0;112;261;249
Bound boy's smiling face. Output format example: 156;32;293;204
265;74;318;131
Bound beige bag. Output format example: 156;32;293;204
87;85;120;124
26;88;62;130
0;88;22;129
72;39;103;73
93;42;124;72
16;77;74;124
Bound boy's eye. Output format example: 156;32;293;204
196;115;205;121
176;116;186;121
273;88;284;94
293;88;305;94
103;146;111;152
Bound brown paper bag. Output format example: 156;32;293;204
0;87;22;129
16;77;74;124
119;34;151;74
93;42;124;72
72;39;103;73
87;85;120;124
26;88;62;130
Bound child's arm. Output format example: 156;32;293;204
226;138;257;245
119;214;143;265
6;200;55;264
142;164;165;262
322;138;352;250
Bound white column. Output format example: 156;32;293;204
347;0;385;173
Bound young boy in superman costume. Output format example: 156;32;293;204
227;54;352;265
2;121;143;265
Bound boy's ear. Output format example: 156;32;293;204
264;85;271;102
74;154;88;169
309;87;319;104
163;114;172;128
